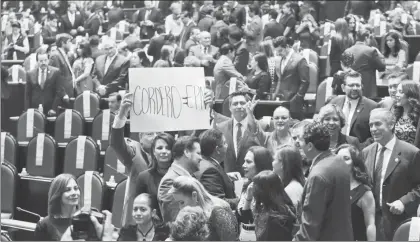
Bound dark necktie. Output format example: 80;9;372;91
204;47;208;54
374;146;386;207
40;69;46;88
236;123;242;148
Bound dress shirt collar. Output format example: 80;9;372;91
233;118;247;129
209;157;220;165
377;135;397;152
344;96;360;106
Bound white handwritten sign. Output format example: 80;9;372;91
129;68;211;132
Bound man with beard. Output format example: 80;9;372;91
378;72;408;111
363;108;420;240
328;70;378;145
293;122;354;241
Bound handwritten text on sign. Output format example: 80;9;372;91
129;68;211;132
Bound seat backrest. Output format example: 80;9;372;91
111;179;127;228
1;132;18;167
104;145;128;184
8;65;26;83
307;63;319;94
33;31;43;50
73;91;101;119
0;231;12;241
26;133;57;177
91;110;115;152
1;161;17;217
108;28;124;41
54;109;85;143
409;61;420;82
315;78;333;113
76;171;105;211
392;218;413;241
17;109;46;143
301;49;319;67
64;136;99;177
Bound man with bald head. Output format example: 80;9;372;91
94;38;129;98
188;31;219;76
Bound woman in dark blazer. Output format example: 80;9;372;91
329;18;354;76
316;104;361;152
245;53;271;100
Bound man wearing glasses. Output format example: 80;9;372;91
328;70;378;145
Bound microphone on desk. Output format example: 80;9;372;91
16;207;43;221
105;164;128;178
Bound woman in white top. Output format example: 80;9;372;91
272;144;305;209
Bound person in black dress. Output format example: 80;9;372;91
118;193;169;241
336;144;376;241
245;53;271;100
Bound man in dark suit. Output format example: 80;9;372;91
94;38;129;97
228;26;249;76
215;92;260;174
26;51;61;116
147;25;166;66
344;0;375;21
363;108;420;240
195;128;239;210
197;7;215;32
227;1;247;29
188;31;219;76
60;2;83;36
293;122;354;241
328;70;378;144
264;9;283;39
273;36;309;120
179;10;197;50
49;33;75;107
136;0;163;40
107;2;124;29
210;10;228;47
346;28;386;98
110;93;149;226
83;3;102;37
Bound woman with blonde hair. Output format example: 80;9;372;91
296;2;320;51
168;176;238;241
329;18;354;75
316;104;360;152
34;174;82;241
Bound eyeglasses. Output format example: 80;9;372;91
345;83;362;88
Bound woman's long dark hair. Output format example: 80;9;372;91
275;144;306;187
242;146;273;192
384;32;402;58
333;18;354;52
135;50;151;67
393;80;420;127
253;170;296;221
335;144;371;187
150;133;175;171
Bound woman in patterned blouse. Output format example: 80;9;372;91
393;80;420;144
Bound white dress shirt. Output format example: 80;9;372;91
38;68;47;86
343;97;360;136
104;53;117;74
376;136;397;206
68;12;75;26
233;118;247;157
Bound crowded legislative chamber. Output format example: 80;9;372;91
2;0;420;241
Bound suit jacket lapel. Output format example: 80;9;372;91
384;140;401;182
32;69;39;86
367;143;378;179
350;98;365;130
104;55;118;77
281;52;295;76
226;120;236;159
338;96;346;109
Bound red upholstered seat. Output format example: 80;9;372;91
17;109;46;143
73;91;101;119
91;110;115;152
1;162;17;219
63;136;100;177
76;171;105;211
26;133;57;178
104;145;128;184
111;179;127;228
54;109;85;144
1;132;18;167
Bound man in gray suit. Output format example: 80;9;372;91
363;108;420;240
293;122;354;241
345;28;385;98
157;136;202;223
189;31;219;77
213;43;243;100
